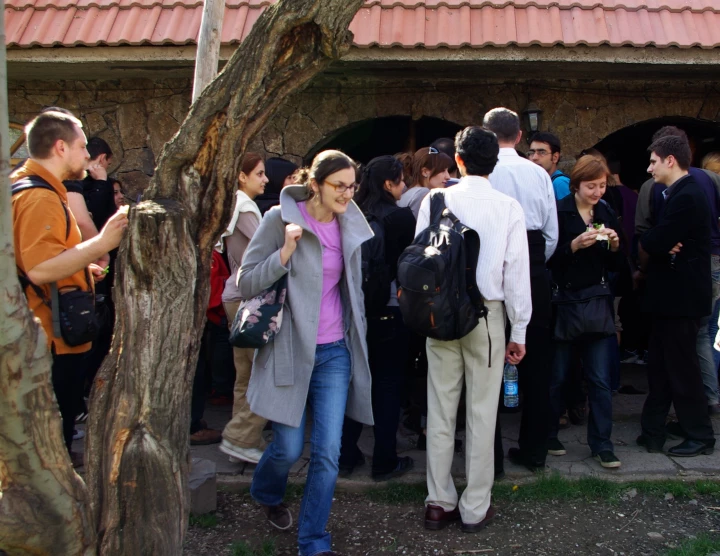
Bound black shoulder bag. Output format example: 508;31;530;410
12;177;100;346
551;277;615;342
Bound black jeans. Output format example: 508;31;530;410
51;350;88;453
191;327;209;434
340;307;409;474
641;317;715;444
208;320;235;398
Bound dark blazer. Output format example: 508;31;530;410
640;174;712;318
548;195;624;291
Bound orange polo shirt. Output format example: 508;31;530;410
12;160;93;355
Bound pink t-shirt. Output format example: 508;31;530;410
297;202;345;344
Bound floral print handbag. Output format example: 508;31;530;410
229;274;288;348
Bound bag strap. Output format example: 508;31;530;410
12;176;76;310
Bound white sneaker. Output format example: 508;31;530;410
219;439;263;464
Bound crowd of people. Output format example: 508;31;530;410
10;106;720;556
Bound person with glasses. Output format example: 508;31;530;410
241;150;373;556
528;131;571;200
398;146;453;219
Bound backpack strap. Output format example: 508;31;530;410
11;176;72;310
11;176;70;240
429;190;448;224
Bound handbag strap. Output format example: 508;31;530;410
51;283;62;339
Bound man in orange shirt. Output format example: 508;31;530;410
12;110;128;466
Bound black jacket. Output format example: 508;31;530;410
640;174;712;318
364;200;416;282
65;175;116;230
549;195;624;291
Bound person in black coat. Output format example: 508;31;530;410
547;156;625;469
339;155;417;480
637;135;716;457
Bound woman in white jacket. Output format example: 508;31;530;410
219;152;269;464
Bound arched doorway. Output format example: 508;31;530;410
591;117;720;188
305;116;464;165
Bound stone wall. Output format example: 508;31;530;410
9;76;720;195
9;79;192;198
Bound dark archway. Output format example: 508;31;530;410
306;116;464;165
592;117;720;189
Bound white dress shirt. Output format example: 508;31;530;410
415;176;532;344
488;148;558;261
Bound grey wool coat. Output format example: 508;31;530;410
240;185;374;428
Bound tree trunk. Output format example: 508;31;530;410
0;3;96;555
84;1;366;554
192;0;224;103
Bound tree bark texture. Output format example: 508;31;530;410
0;4;96;555
85;1;365;554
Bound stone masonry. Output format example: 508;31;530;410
9;76;720;196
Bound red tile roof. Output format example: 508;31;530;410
6;0;720;50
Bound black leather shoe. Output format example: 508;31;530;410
372;456;414;482
508;447;546;472
425;504;460;530
338;454;365;478
668;439;715;457
636;434;664;453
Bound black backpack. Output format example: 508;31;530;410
361;208;394;317
396;191;487;341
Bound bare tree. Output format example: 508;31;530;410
0;0;365;554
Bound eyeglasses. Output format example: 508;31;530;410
324;180;358;194
527;149;550;157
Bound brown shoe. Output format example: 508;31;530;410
424;504;460;530
461;505;496;533
70;451;84;468
190;427;222;446
262;503;292;531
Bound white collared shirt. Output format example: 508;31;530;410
415;176;532;344
489;148;558;261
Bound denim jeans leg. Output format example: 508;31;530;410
297;341;351;556
697;316;720;406
250;412;307;507
582;338;614;454
709;298;720;372
548;342;572;440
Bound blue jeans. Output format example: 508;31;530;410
697;316;720;406
708;255;720;372
250;340;351;556
549;338;614;454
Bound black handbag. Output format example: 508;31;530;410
229;274;288;349
551;280;615;342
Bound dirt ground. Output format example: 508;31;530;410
184;488;720;556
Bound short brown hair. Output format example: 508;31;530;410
648;135;692;171
241;152;264;175
702;152;720;174
25;110;83;160
411;147;453;187
570;155;610;193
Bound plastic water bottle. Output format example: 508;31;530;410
503;363;519;408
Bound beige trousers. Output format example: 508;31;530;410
222;301;267;449
425;301;506;525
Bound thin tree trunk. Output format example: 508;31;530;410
192;0;224;103
0;2;96;555
85;1;365;554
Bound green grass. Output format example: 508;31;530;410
365;475;720;505
664;534;720;556
188;513;218;528
230;539;276;556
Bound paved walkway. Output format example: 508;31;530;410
190;364;720;486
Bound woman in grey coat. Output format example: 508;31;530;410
241;150;373;556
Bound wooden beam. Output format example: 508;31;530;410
192;0;225;103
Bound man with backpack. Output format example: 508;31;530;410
412;126;531;533
528;131;571;200
483;108;558;474
11;110;128;467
